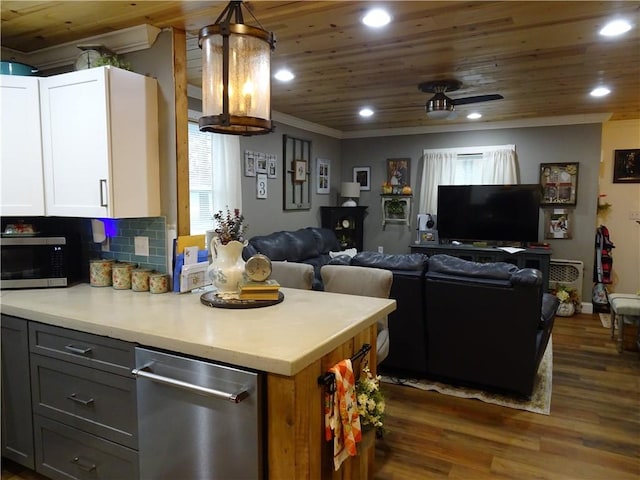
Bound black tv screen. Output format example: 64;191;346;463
437;184;541;243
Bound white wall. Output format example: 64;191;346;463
600;120;640;294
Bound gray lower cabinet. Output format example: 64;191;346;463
34;415;138;480
1;315;35;468
27;321;138;480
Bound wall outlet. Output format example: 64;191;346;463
378;246;384;253
134;236;149;256
629;211;640;221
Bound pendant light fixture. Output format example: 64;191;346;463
198;1;275;135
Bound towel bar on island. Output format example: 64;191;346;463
318;343;371;392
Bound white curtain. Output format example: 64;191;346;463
419;146;517;214
211;133;242;215
419;151;458;214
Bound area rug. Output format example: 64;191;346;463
599;313;612;329
381;337;552;415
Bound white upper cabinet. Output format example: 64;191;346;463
0;75;45;216
39;66;160;218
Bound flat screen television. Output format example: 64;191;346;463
437;184;541;244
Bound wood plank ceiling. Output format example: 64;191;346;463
2;1;639;134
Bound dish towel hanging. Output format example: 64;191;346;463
324;359;362;471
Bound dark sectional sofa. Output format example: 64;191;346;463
243;227;558;398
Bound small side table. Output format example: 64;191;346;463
609;293;640;353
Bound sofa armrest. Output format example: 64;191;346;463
511;268;543;287
351;251;429;271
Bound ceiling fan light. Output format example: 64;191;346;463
426;93;455;119
467;112;482;120
590;86;611;97
362;9;391;28
199;1;275;135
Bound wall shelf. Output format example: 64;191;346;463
381;195;412;230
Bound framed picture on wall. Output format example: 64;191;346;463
544;208;573;239
256;153;267;173
613;149;640;183
316;158;330;194
244;151;256;177
353;166;371;191
293;159;307;183
386;158;411;187
267;155;277;179
539;162;578;206
256;173;268;199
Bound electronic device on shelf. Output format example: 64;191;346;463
437;184;541;245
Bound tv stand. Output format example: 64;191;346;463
410;243;551;288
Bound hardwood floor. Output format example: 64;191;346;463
3;313;638;479
374;313;640;479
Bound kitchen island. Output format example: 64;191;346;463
1;284;396;479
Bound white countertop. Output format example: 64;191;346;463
0;284;396;376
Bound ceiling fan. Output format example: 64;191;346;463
418;80;503;120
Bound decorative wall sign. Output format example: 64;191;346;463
256;153;267;173
613;149;640;183
244;151;256;177
353;166;371;191
267;156;277;178
283;135;311;210
544;208;573;239
539;162;579;206
316;158;330;194
386;158;411;187
256;173;268;199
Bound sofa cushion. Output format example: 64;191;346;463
248;228;320;262
352;251;429;271
310;227;342;254
428;254;518;280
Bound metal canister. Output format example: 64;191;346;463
112;262;137;290
89;259;115;287
132;268;153;292
149;273;169;294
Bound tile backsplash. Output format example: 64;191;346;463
87;217;168;273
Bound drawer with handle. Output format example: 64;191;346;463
34;415;138;480
31;354;137;449
29;322;135;376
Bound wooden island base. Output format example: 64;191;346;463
267;324;377;479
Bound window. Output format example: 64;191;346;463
187;115;242;235
189;122;214;234
418;145;517;214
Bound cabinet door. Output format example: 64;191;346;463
40;68;110;217
39;67;160;218
0;75;45;216
1;315;35;468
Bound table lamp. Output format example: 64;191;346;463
341;182;360;207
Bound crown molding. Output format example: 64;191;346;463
1;24;161;71
341;113;614;139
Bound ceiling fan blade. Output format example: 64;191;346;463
451;94;504;106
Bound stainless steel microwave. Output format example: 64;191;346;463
0;235;80;289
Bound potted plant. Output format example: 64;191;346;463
550;283;580;316
386;198;405;218
356;365;386;437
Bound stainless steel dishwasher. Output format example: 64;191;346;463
132;347;263;479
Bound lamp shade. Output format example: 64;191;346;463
199;1;275;135
341;182;361;199
341;182;360;206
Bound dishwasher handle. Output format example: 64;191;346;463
131;364;250;403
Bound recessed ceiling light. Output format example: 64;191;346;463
590;86;611;97
362;9;391;28
274;69;294;82
359;107;374;117
467;112;482;120
599;19;632;37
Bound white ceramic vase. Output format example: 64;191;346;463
556;302;575;317
207;238;246;294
